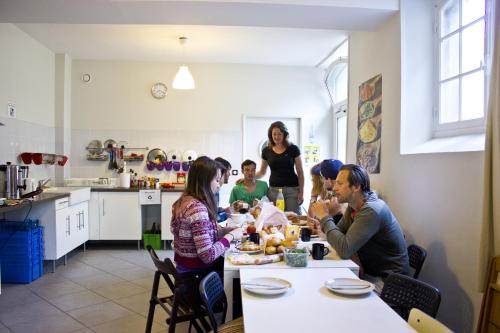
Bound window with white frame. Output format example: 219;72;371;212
435;0;492;136
325;41;348;162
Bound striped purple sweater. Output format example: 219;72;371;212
171;195;230;270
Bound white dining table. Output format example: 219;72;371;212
239;267;417;333
223;241;359;320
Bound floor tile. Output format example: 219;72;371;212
0;322;11;333
110;267;154;281
90;314;165;333
0;300;63;326
67;301;134;327
91;281;147;300
0;285;43;311
89;259;139;273
56;262;104;280
8;313;85;333
69;329;95;333
48;290;108;312
113;291;151;314
129;276;168;289
30;281;86;300
70;272;124;289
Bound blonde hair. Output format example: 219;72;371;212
311;173;327;200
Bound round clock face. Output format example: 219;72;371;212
151;82;168;99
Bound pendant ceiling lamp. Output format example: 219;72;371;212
173;37;195;90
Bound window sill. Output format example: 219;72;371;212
402;134;485;155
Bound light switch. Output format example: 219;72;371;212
7;103;16;118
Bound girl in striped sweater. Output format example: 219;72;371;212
171;156;243;273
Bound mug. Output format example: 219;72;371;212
32;153;43;165
248;232;260;245
300;227;311;242
312;243;330;260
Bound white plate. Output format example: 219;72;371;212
310;234;319;238
243;277;292;295
324;278;374;295
235;245;262;255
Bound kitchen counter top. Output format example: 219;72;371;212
90;187;184;192
0;192;69;214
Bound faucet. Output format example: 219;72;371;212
38;178;51;189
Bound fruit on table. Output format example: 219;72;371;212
246;225;256;234
265;246;277;255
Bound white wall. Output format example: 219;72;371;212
0;24;56;182
349;14;483;332
70;60;332;204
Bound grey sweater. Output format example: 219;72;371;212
320;192;409;278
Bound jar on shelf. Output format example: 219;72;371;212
177;172;186;184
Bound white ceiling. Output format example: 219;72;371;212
1;0;399;66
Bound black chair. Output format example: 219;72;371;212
408;244;427;279
380;273;441;321
199;271;245;333
145;246;210;333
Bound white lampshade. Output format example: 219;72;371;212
173;66;195;90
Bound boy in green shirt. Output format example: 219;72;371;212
229;159;269;206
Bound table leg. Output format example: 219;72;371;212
223;270;239;321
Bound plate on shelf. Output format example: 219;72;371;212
324;278;373;295
242;277;291;295
147;148;167;164
103;139;117;152
87;140;104;154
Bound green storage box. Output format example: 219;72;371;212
143;233;161;250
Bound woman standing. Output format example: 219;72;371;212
256;121;304;214
171;156;243;273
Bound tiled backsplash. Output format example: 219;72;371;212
0;117;55;183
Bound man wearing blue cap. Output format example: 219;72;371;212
310;164;408;293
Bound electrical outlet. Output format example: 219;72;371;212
7;103;16;118
232;170;238;176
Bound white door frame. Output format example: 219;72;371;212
241;115;303;161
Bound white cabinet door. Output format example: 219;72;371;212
89;192;100;240
71;201;89;247
55;207;71;259
100;192;141;240
161;192;181;240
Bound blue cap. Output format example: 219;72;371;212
320;159;344;180
311;164;321;176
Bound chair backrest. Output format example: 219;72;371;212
146;245;178;291
381;273;441;320
199;271;228;333
408;308;454;333
408;244;427;279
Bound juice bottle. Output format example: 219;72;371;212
276;188;285;211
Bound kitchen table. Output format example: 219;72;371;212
224;241;359;320
239;267;416;333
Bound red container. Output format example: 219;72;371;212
20;152;32;164
32;153;43;165
57;155;68;166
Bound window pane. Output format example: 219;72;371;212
461;70;484;120
336;114;347;163
441;0;459;36
462;20;484;73
462;0;485;26
441;34;459;79
440;79;459;123
334;66;348;102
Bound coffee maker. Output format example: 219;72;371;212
0;162;29;199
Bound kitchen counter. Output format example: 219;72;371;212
90;187;184;192
0;192;69;214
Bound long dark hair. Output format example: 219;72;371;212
184;156;218;220
267;121;290;148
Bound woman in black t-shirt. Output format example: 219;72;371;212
256;121;304;214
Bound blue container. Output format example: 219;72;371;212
0;220;44;284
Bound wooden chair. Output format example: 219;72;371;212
381;273;441;321
408;244;427;279
408;308;453;333
145;246;210;333
199;271;245;333
476;256;500;333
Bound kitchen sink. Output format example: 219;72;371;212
44;186;91;205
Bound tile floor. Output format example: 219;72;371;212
0;246;194;333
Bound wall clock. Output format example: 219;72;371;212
151;82;168;99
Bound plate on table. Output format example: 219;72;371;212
310;234;319;239
235;245;262;255
324;278;373;295
243;277;291;295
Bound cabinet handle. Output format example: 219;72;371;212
77;212;81;230
81;211;85;228
66;216;70;235
102;199;105;216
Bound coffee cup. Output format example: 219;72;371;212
248;232;260;245
312;243;330;260
300;227;311;242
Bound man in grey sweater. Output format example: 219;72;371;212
310;164;409;289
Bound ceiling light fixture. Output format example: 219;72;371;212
172;37;195;90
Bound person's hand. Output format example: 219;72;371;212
235;178;244;185
224;207;231;214
228;227;244;241
307;216;320;229
297;192;304;206
310;200;330;220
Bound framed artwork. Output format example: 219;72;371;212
357;74;382;173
